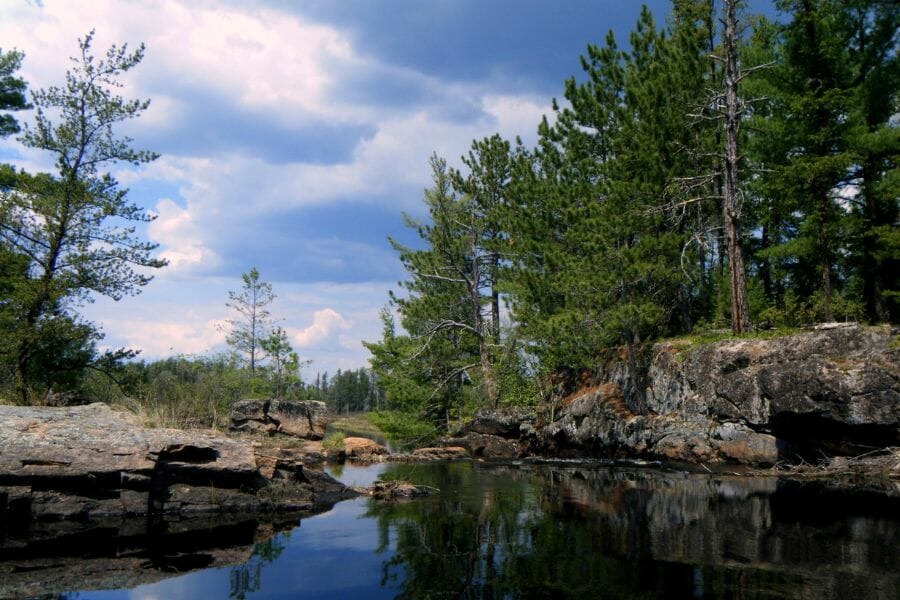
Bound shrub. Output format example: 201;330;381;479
322;432;346;450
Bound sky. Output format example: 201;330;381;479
0;0;775;379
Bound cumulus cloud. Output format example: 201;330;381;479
291;308;353;348
148;198;221;275
1;0;564;373
0;0;350;114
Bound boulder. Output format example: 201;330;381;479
343;437;390;462
229;399;328;440
269;399;328;439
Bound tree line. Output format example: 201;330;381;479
366;0;898;441
308;367;385;414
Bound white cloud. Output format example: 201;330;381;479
291;308;352;348
147;198;221;275
113;318;227;357
482;94;549;143
0;0;353;116
1;0;557;373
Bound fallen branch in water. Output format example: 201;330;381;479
750;447;900;491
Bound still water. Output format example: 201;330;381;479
58;460;899;599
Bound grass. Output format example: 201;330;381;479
327;412;386;439
663;326;805;361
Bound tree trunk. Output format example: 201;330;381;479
471;235;497;407
722;0;751;334
491;252;501;339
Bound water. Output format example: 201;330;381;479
14;461;900;599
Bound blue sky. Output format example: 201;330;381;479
0;0;774;378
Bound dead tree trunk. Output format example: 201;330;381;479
722;0;751;334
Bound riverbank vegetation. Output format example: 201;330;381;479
0;2;896;448
365;0;898;442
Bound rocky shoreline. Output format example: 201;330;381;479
0;402;435;599
0;403;358;525
445;324;899;472
1;324;896;529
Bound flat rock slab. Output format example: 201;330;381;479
0;403;258;485
343;436;390;462
0;403;354;522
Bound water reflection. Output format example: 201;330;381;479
12;461;898;599
0;514;297;599
366;462;899;599
229;533;288;600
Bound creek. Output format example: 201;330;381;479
40;460;900;598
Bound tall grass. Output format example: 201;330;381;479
81;354;296;429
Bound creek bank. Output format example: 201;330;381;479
444;324;899;470
0;403;357;525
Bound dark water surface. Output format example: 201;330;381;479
49;461;900;599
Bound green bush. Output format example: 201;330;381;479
368;411;438;450
322;431;346;450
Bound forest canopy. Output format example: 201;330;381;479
365;0;898;441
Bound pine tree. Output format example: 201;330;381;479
452;134;514;345
1;32;164;399
224;267;275;374
390;155;498;407
840;1;899;322
0;47;29;137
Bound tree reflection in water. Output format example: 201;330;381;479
230;531;289;599
365;461;899;599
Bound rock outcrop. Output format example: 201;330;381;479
230;399;327;440
452;324;899;466
444;408;534;458
547;324;900;464
0;403;356;524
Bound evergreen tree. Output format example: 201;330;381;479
749;0;897;323
505;7;699;398
840;1;899;322
503;31;626;378
224;267;275;374
388;155;498;409
0;47;29;137
452;134;514;345
0;31;164;400
260;326;300;398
